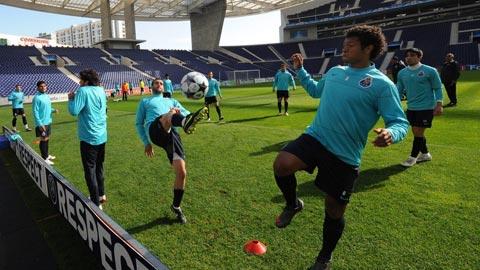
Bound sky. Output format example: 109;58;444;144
0;4;281;49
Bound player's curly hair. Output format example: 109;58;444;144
345;25;386;60
79;69;100;86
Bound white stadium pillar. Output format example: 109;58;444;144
124;0;136;40
100;0;113;40
190;0;227;51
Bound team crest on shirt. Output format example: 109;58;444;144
417;70;425;77
359;76;373;88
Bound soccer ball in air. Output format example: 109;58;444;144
180;72;208;100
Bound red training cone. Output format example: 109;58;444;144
244;240;267;256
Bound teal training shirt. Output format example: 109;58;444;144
273;70;296;91
68;86;107;145
396;63;443;110
135;94;190;146
32;91;55;127
297;64;409;166
163;79;174;94
206;78;221;97
8;91;25;109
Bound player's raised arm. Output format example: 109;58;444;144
292;53;326;99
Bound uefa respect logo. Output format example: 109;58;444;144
47;172;58;206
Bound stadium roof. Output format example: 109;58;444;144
0;0;315;21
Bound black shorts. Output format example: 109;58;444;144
406;109;434;128
276;90;289;99
12;108;25;116
282;134;359;204
163;92;172;98
35;125;51;138
205;96;218;105
148;116;185;164
140;88;144;92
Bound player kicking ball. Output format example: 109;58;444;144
135;78;207;224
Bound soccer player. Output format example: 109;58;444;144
273;63;295;116
32;81;58;165
135;78;207;224
113;83;120;98
7;84;32;132
68;69;108;209
274;25;409;270
397;48;443;167
140;79;145;95
440;53;460;107
205;71;223;121
128;81;133;95
122;81;129;101
163;74;174;98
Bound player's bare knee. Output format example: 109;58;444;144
273;154;294;176
176;169;186;180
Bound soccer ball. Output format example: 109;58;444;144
180;72;208;100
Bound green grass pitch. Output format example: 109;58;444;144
1;71;479;269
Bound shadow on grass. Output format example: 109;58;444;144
441;108;480;121
355;164;407;193
226;114;280;124
250;140;291;156
291;108;317;114
224;102;273;109
127;216;179;234
271;181;323;203
271;164;407;203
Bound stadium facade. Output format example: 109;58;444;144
54;20;126;48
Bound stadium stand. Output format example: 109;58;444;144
106;48;190;83
44;47;151;89
0;46;79;96
154;49;231;79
